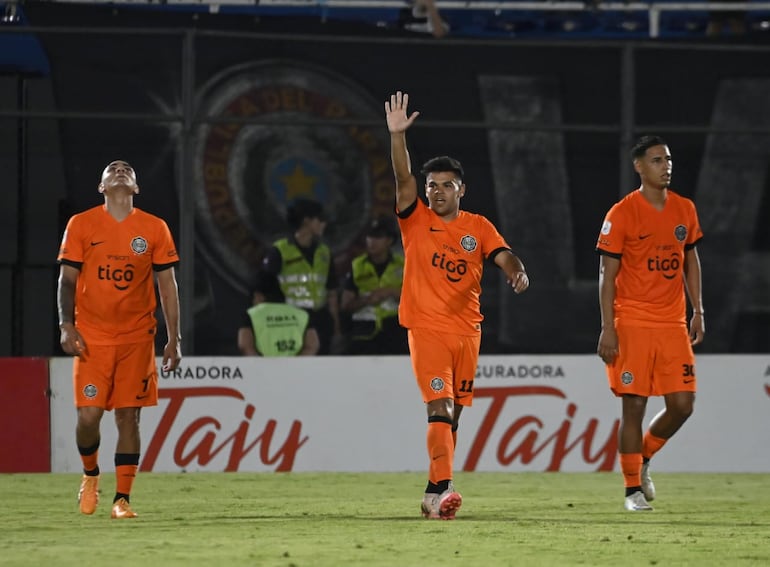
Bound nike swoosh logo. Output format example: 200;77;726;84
429;227;444;232
638;234;652;240
683;378;695;384
135;394;149;400
90;241;105;246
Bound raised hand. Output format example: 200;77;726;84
385;91;420;133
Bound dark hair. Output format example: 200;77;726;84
420;156;464;183
251;272;285;303
631;135;667;161
286;198;324;230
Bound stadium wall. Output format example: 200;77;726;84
32;355;770;474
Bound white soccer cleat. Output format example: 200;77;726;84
437;489;462;520
421;482;463;520
421;493;440;519
641;462;656;501
624;490;653;511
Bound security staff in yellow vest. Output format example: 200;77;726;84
237;276;320;356
259;198;342;355
341;215;408;355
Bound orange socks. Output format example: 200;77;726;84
81;451;99;474
78;442;100;475
115;464;138;496
619;453;642;487
114;453;140;501
620;432;666;493
642;431;667;461
427;420;453;484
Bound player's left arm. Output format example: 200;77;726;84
156;267;182;370
493;249;529;294
683;246;705;345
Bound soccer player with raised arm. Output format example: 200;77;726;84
385;91;529;519
596;136;705;511
57;160;181;519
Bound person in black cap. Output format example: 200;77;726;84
340;215;407;355
259;198;342;355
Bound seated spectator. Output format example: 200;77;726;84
237;276;320;357
401;0;450;38
341;216;408;355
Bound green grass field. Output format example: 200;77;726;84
1;472;768;566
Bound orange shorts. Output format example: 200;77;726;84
73;341;158;410
407;328;481;407
606;324;696;397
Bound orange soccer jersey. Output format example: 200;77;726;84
596;189;703;326
58;205;179;345
397;198;511;335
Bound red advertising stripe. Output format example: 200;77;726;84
0;357;51;472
